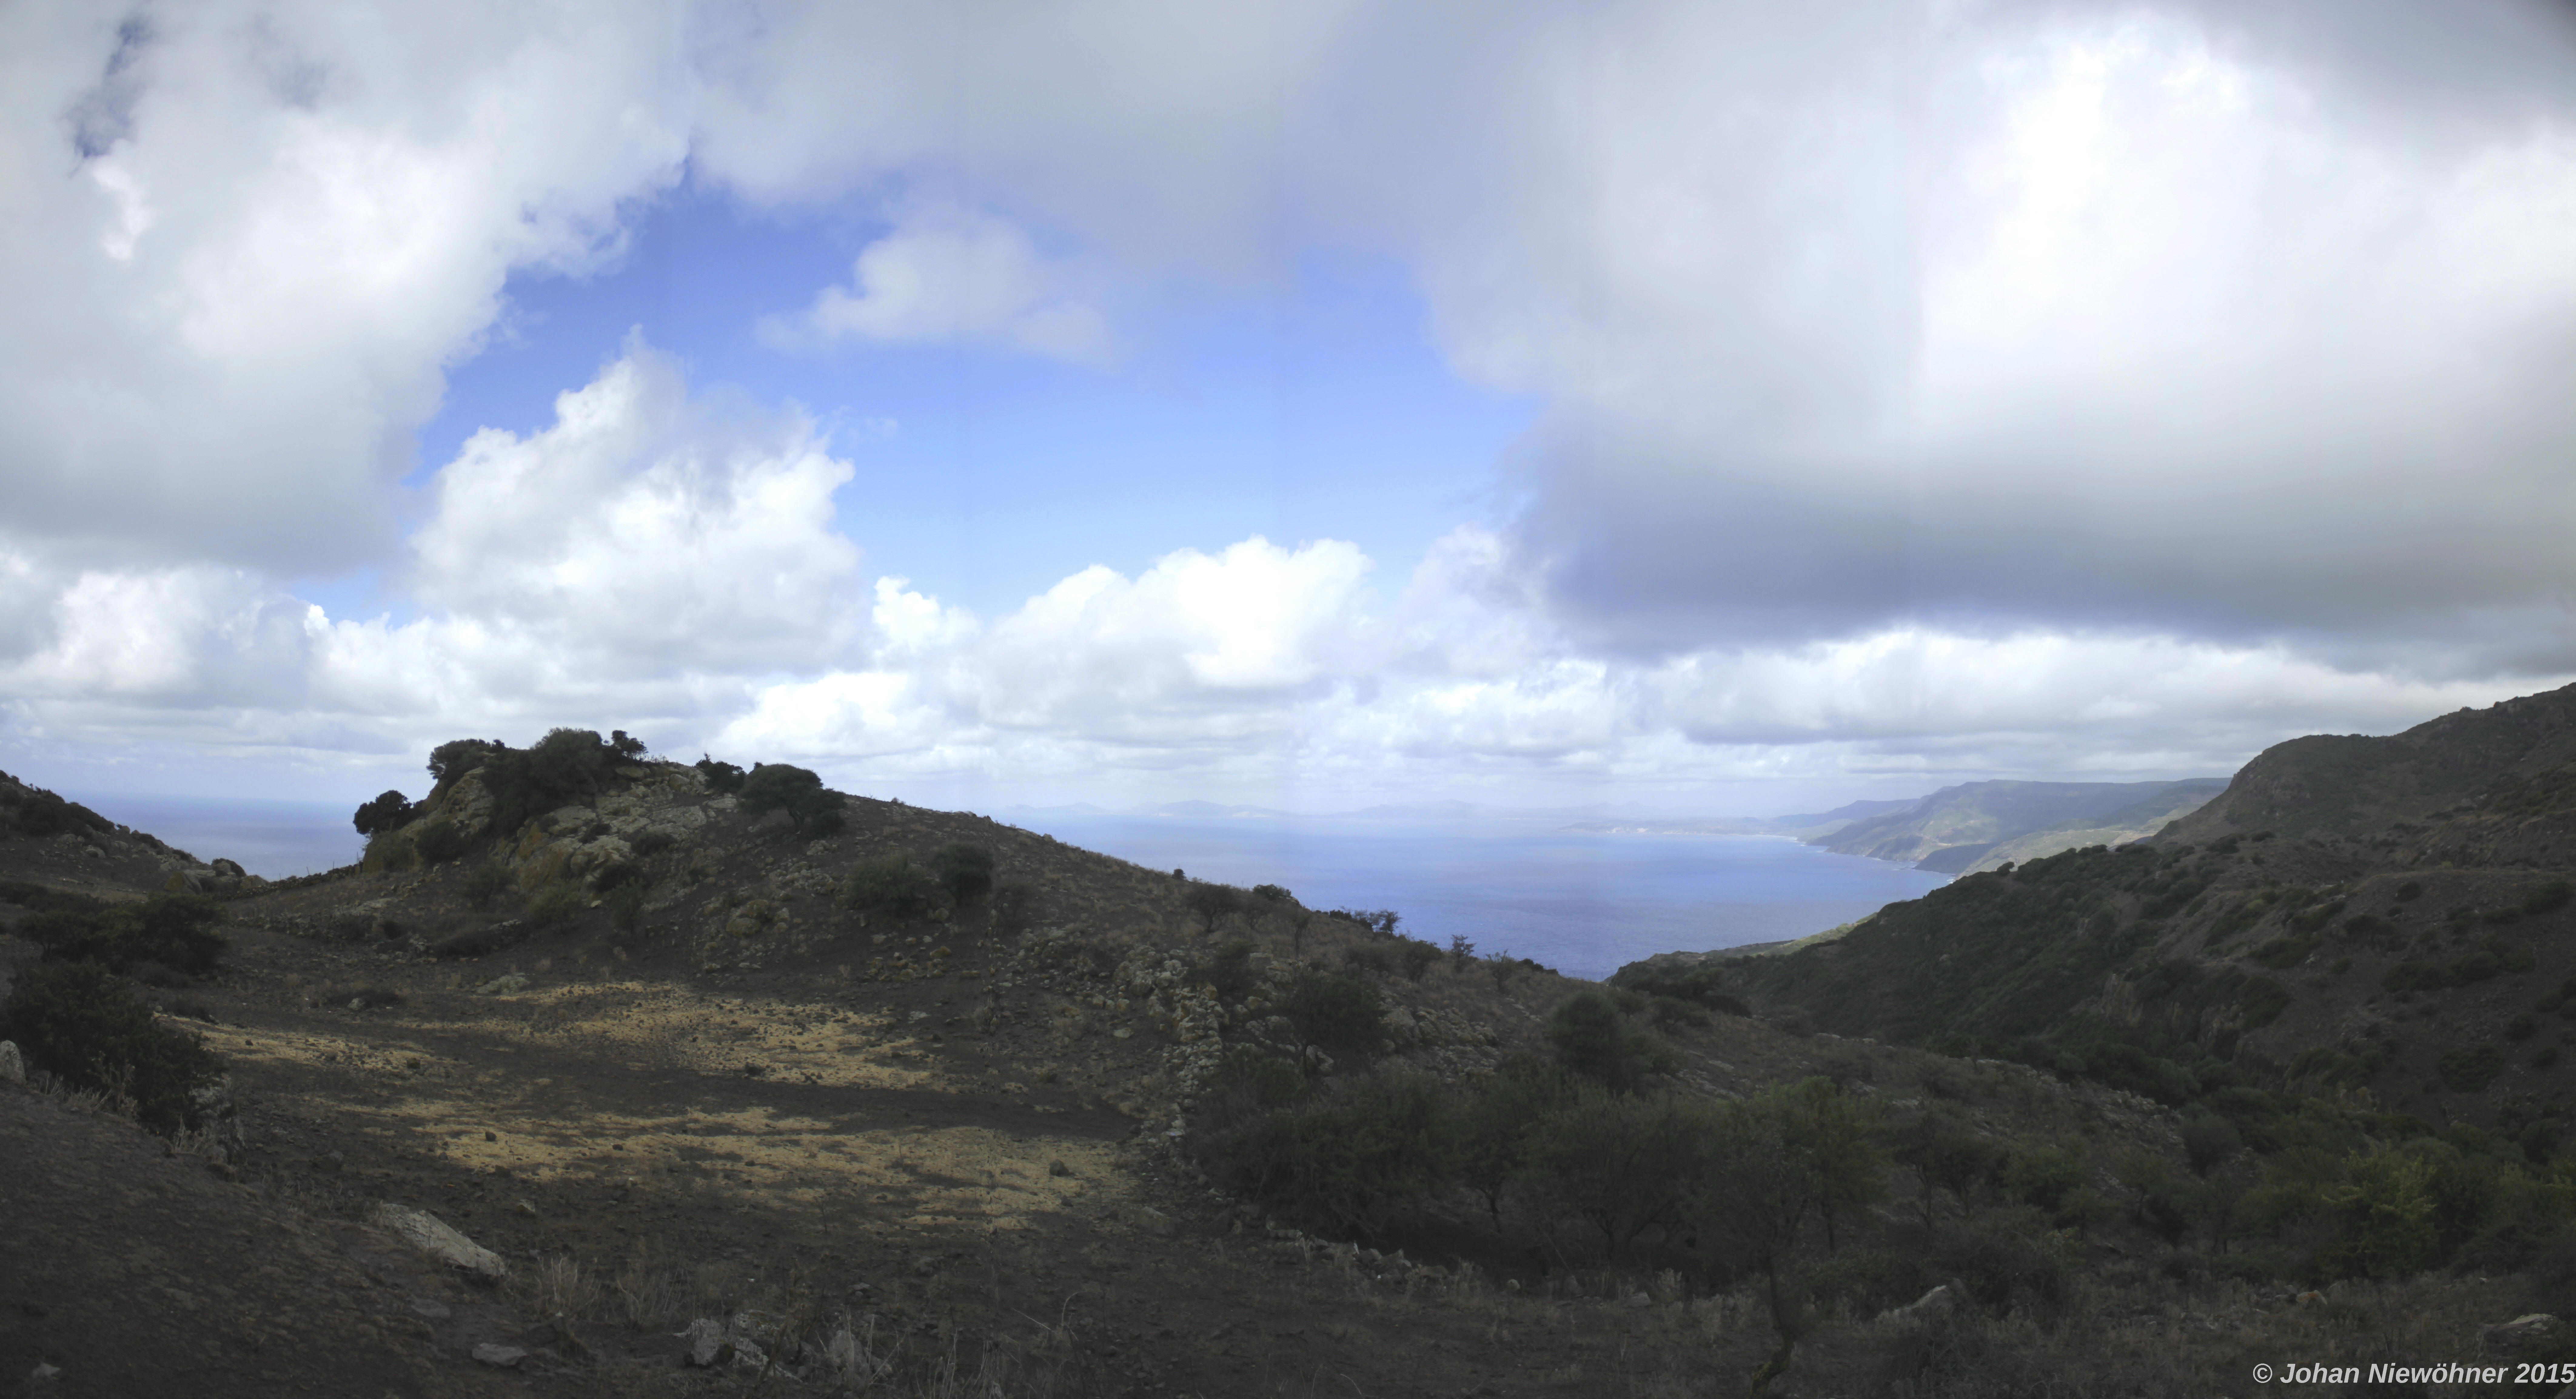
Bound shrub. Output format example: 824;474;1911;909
526;883;588;930
606;883;647;935
1277;966;1388;1077
1341;944;1390;977
0;959;226;1134
2437;1043;2504;1094
2525;881;2572;917
2182;1112;2244;1176
1392;937;1441;981
1251;884;1293;904
739;762;838;834
9;788;113;840
608;729;646;759
18;894;227;975
1184;882;1242;934
1197;939;1261;1003
463;861;513;910
930;843;994;905
1447;934;1476;971
412;821;468;864
1544;988;1680;1095
2394;880;2424;902
474;729;619;837
1193;1069;1445;1244
841;854;949;925
351;789;414;837
989;879;1037;934
630;830;678;858
694;756;746;793
1524;1083;1720;1260
427;738;506;792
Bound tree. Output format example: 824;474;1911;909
739;763;836;834
352;790;414;837
1438;1058;1565;1226
1184;882;1242;935
1545;988;1680;1095
1770;1077;1885;1253
1524;1086;1718;1260
931;843;995;904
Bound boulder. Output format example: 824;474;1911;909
371;1203;509;1282
0;1041;22;1083
470;1344;527;1368
210;858;246;878
2482;1313;2563;1354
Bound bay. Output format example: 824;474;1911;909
1003;811;1950;982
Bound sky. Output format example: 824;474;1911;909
4;0;2574;819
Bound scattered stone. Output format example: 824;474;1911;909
1626;1291;1653;1308
27;1361;62;1384
470;1343;527;1368
2482;1313;2563;1354
81;844;103;860
475;972;530;995
0;1041;23;1084
1874;1283;1956;1327
371;1203;509;1283
513;1199;538;1217
1048;1159;1073;1177
408;1297;451;1319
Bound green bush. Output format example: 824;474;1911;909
351;789;414;837
1251;884;1293;904
1197;939;1260;1003
1544;988;1679;1095
0;959;226;1135
1277;966;1388;1077
842;853;950;925
18;894;227;975
930;843;994;904
525;883;587;930
630;830;678;858
694;756;746;793
1194;1069;1446;1244
412;820;468;864
2524;881;2572;917
1392;936;1442;981
989;879;1037;934
739;762;838;834
463;861;513;910
606;883;647;935
427;738;505;792
8;787;114;840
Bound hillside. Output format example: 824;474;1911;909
3;730;2571;1397
1714;681;2576;1154
1915;780;2230;874
1809;778;2225;869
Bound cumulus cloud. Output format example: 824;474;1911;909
760;206;1114;364
8;0;2574;802
0;1;694;576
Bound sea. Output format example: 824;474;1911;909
60;795;1949;982
1000;810;1949;981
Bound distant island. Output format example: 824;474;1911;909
1564;777;2226;875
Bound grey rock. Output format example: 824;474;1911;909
371;1203;509;1282
470;1343;527;1368
408;1297;452;1319
0;1041;24;1083
211;858;246;878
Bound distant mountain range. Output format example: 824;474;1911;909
1811;778;2229;874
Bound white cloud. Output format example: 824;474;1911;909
761;206;1114;365
0;0;693;574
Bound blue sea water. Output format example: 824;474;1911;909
1002;812;1950;982
72;795;361;881
57;794;1949;982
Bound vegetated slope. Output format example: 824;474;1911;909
1916;779;2229;874
8;732;2576;1398
1811;777;2225;869
1722;683;2576;1141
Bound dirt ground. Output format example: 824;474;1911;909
1;774;2549;1397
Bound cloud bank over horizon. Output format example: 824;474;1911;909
3;1;2572;811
